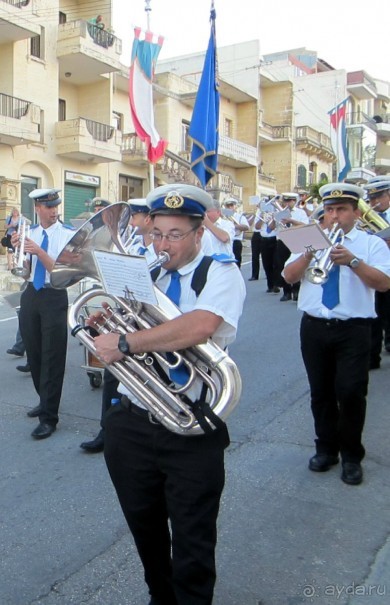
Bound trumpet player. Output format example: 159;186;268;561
11;188;74;440
284;183;390;486
93;184;245;605
364;177;390;367
223;198;249;268
275;192;309;301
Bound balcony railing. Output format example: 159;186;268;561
295;126;333;151
83;118;114;142
346;112;377;127
0;93;29;119
2;0;30;6
260;121;292;141
86;23;116;49
219;135;258;166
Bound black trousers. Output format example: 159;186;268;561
370;290;390;363
260;236;277;290
100;368;120;431
232;240;243;269
300;314;371;463
19;284;68;426
250;232;262;279
275;240;300;294
104;403;230;605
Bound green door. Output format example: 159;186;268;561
64;184;96;222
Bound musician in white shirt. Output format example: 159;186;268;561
201;199;235;257
224;198;249;268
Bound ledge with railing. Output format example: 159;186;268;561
1;0;30;7
0;93;29;119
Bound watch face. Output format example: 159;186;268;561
350;258;360;268
118;334;130;354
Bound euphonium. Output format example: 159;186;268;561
11;216;31;277
357;198;388;233
305;223;344;285
50;203;242;436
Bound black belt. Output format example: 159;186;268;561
303;313;372;326
27;282;53;290
121;395;161;424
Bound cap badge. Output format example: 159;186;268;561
330;190;343;197
164;192;184;209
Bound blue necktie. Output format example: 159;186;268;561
33;230;48;291
165;270;181;306
165;270;189;385
321;265;340;309
137;245;147;255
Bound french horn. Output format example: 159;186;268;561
50;203;242;436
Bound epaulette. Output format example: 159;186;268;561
210;253;237;264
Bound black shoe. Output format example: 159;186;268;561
248;277;258;281
273;287;280;293
31;422;56;440
17;363;31;373
7;348;24;357
369;360;380;370
80;432;104;453
27;405;43;418
341;462;363;485
280;293;292;302
309;454;339;472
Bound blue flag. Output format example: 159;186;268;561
189;7;220;187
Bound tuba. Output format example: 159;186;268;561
51;204;242;436
305;223;344;285
357;198;389;234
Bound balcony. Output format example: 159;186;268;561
347;71;377;100
121;133;149;167
0;0;40;44
57;20;122;85
373;114;390;142
295;126;335;161
207;173;243;201
259;121;293;144
258;171;277;196
218;135;258;167
0;92;41;145
55;117;122;163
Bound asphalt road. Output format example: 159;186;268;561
1;250;389;605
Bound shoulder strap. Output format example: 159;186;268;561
150;255;213;298
190;255;213;297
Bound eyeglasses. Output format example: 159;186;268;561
150;227;197;243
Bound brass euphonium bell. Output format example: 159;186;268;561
50;203;242;436
357;198;388;234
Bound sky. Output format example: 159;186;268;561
113;0;390;82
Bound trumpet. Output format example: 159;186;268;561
11;216;31;277
305;223;344;285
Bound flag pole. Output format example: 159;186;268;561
145;0;154;192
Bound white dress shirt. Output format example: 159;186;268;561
285;226;390;320
28;221;74;286
201;218;235;256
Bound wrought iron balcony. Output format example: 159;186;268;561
0;93;41;145
55;117;122;163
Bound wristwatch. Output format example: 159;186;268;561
349;257;361;269
118;333;131;355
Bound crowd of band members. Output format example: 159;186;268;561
4;179;390;604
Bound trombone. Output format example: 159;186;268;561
11;216;31;277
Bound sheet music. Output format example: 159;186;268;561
278;223;332;254
93;251;157;305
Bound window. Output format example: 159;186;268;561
58;99;66;122
297;164;307;188
119;175;143;201
30;35;42;59
59;12;67;24
112;111;123;131
181;120;191;153
224;118;233;138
